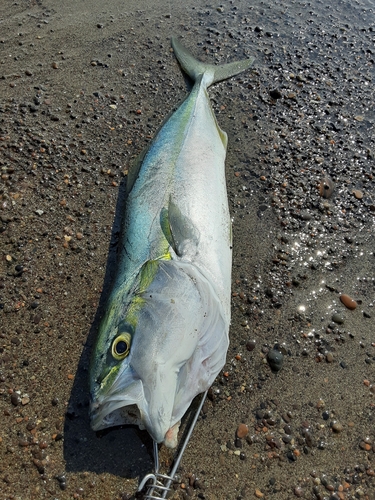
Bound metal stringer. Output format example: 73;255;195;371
137;391;207;499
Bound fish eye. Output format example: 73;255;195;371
112;333;131;360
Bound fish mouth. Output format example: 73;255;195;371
90;398;179;447
89;378;145;431
90;401;144;431
89;380;178;445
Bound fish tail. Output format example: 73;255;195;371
171;37;255;88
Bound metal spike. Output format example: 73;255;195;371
137;391;207;499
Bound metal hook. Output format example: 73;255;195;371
137;391;207;499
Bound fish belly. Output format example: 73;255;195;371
172;86;232;324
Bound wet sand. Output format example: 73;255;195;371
1;0;374;499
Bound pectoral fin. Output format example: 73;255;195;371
168;197;200;257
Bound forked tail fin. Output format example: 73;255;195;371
171;37;255;89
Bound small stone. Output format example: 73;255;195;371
267;349;284;372
340;294;357;310
270;88;282;99
282;413;291;423
331;421;343;433
51;62;59;69
363;311;371;318
352;189;363;199
332;313;345;325
246;340;256;351
26;420;36;431
32;459;45;474
294;486;304;497
359;441;371;451
326;352;334;363
21;396;30;406
236;423;249;438
11;393;21;406
300;211;312;221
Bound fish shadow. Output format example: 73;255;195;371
63;177;154;479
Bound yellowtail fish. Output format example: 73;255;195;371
89;37;254;448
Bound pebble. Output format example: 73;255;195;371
332;313;345;325
246;340;256;351
21;395;30;405
236;423;249;438
294;486;304;497
269;88;282;99
359;439;372;451
10;393;21;406
331;421;343;433
56;474;67;491
267;349;284;372
282;413;291;423
325;352;334;363
300;211;312;221
340;294;357;310
26;420;36;431
352;189;363;199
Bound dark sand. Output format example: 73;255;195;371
1;0;374;498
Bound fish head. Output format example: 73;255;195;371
89;260;220;447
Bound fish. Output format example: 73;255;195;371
89;37;254;448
